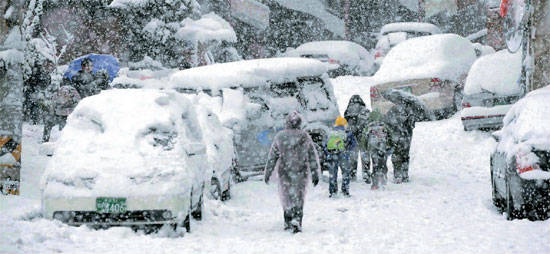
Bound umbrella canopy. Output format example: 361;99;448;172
382;88;435;121
64;54;119;82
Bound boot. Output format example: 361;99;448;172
283;211;292;230
402;171;409;183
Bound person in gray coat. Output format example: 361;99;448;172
264;111;321;233
344;95;371;183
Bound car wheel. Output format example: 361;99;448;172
192;194;203;221
491;169;503;211
221;180;231;201
505;176;519;220
210;177;222;200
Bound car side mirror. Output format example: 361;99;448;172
185;142;206;157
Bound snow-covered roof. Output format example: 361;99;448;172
373;34;477;85
40;89;201;197
380;22;442;36
464;50;522;96
296;40;370;60
496;86;550;172
175;12;237;43
272;0;345;37
169;58;329;90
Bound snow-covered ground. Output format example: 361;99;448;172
1;76;550;254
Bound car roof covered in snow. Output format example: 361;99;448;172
373;34;477;85
496;86;550;165
41;89;200;197
380;22;442;35
296;40;371;60
464;50;522;96
169;57;329;90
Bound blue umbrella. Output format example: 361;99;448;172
64;54;119;82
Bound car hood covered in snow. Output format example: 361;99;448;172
40;89;201;198
495;86;550;167
464;50;522;96
373;34;477;85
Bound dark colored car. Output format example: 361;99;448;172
490;87;550;220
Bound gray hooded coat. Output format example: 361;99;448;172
264;111;321;210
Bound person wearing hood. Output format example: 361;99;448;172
344;95;371;183
264;111;321;233
325;116;356;197
360;109;389;190
383;89;433;183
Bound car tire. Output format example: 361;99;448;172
505;176;519;220
210;177;222;200
221;180;231;201
192;194;203;221
490;168;503;211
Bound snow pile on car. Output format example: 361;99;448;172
40;89;201;198
373;34;477;84
111;67;177;89
464;50;522;96
295;41;370;61
175;12;237;43
169;58;329;90
495;86;550;179
379;22;441;35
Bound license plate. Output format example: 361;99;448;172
96;197;127;213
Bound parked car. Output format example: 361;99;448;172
41;89;208;232
461;50;523;131
183;92;234;201
293;40;375;77
373;22;442;67
491;86;550;220
169;58;340;180
371;34;477;119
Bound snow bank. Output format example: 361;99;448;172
380;22;441;35
464;50;522;96
373;34;476;85
175;13;237;43
40;89;200;198
496;87;550;172
296;41;369;61
169;58;328;91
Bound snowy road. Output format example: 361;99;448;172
1;76;550;253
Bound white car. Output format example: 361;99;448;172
372;34;477;119
40;89;208;232
373;22;442;66
183;93;234;201
294;40;375;77
461;50;523;131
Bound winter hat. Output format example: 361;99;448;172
285;111;303;129
334;116;348;127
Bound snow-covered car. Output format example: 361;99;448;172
183;93;234;200
294;40;375;77
40;89;208;232
373;22;442;66
490;86;550;220
169;58;339;180
461;50;523;131
371;34;477;119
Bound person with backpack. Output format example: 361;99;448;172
42;80;81;142
325;116;355;197
264;111;320;233
360;109;390;190
344;95;371;183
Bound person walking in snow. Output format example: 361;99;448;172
382;89;433;184
42;80;81;142
344;95;371;183
325;116;355;197
264;111;321;233
360;108;389;190
71;58;109;98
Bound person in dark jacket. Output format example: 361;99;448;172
360;109;389;190
264;111;321;233
71;58;109;98
325;116;355;197
383;89;433;183
343;95;371;183
24;61;51;124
